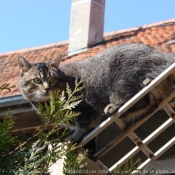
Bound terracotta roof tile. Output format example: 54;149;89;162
1;19;175;98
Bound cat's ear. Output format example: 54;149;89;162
50;54;62;68
18;56;32;74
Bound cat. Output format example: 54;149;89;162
18;43;175;144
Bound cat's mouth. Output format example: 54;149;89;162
29;90;53;102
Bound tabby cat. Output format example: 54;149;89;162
18;43;175;143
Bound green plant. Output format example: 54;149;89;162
0;112;17;158
0;79;87;175
63;144;87;175
114;159;155;175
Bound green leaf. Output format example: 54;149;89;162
0;79;87;175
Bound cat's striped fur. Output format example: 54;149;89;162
18;43;175;144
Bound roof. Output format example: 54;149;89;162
1;18;175;98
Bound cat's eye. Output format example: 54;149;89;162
49;77;56;84
33;78;42;84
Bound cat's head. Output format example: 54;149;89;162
18;54;65;103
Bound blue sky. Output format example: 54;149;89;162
0;0;175;53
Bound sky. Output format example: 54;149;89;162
0;0;175;53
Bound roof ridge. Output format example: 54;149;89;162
104;18;175;37
0;18;175;56
0;40;68;57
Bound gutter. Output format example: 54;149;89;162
0;95;29;108
0;95;34;117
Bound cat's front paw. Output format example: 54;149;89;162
67;134;81;144
104;104;120;116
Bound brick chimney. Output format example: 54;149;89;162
68;0;105;55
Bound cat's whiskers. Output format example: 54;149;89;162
18;92;37;107
29;93;39;103
18;98;27;107
25;92;37;98
31;92;41;104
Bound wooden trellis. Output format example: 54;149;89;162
78;62;175;174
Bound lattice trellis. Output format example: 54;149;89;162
79;62;175;173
